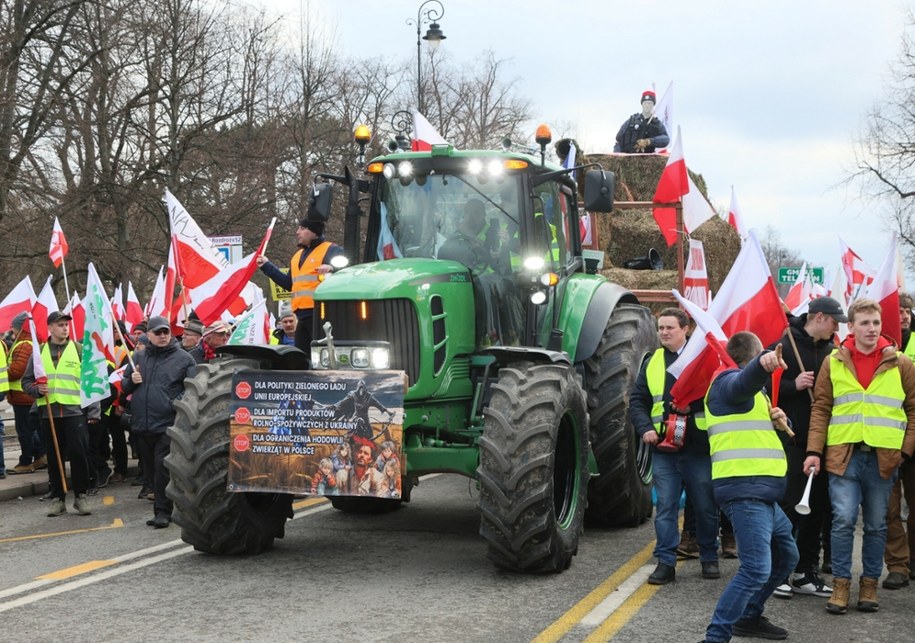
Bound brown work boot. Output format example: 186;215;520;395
857;577;879;612
721;532;738;559
8;462;35;474
32;455;48;470
826;577;850;614
677;531;700;559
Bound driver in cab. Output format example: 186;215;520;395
438;199;505;273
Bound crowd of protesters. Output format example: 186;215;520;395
632;293;915;642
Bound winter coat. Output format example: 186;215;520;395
808;338;915;479
122;338;197;435
767;314;836;446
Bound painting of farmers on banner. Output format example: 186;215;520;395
228;370;406;498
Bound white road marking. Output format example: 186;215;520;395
579;563;655;626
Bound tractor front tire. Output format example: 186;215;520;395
584;304;658;527
477;361;589;573
166;357;293;554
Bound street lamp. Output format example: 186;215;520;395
406;0;446;114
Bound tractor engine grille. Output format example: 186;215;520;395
315;298;420;383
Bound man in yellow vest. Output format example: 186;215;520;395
701;332;798;643
899;292;915;359
21;311;101;517
257;219;343;358
630;307;719;585
806;298;915;615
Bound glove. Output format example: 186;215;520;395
635;138;651;151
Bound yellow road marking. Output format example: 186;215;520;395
102;496;115;506
532;539;656;643
38;560;118;580
583;582;662;642
293;496;328;511
0;519;124;545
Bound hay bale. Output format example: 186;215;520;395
584;153;740;296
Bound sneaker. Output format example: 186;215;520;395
73;494;92;515
9;462;36;474
110;472;128;484
773;582;793;599
882;571;910;590
32;455;48;470
97;466;114;489
46;499;67;517
138;487;153;500
791;570;833;597
732;615;788;640
39;491;54;501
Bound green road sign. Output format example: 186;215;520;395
777;266;825;285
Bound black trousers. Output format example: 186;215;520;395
107;412;128;474
136;432;173;517
294;309;314;364
40;414;91;499
780;442;831;572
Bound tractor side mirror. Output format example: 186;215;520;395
307;183;334;222
583;169;615;213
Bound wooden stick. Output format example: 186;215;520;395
785;327;815;403
46;405;69;494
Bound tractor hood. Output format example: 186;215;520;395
316;258;472;300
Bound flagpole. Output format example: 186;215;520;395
60;256;72;307
46;402;69;495
676;203;685;294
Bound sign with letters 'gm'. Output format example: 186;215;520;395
777;266;824;285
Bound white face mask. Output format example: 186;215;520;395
641;100;654;118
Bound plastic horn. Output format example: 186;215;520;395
795;469;815;515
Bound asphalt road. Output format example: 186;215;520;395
0;473;912;642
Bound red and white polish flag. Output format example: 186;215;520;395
125;281;144;331
839;236;875;301
652;126;689;247
411;111;449;151
727;186;748;242
863;233;902;346
669;229;787;407
49;217;69;268
0;276;36;333
33;276;59;343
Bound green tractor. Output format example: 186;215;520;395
166;127;658;573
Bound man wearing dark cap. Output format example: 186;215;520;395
256;219;344;358
180;318;204;353
21;311;100;516
121;315;197;528
767;295;846;600
614;89;670;154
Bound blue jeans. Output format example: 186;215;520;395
652;449;719;565
13;403;44;465
706;499;798;643
0;417;5;475
828;449;896;580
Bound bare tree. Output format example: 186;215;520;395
853;10;915;270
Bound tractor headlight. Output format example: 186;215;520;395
351;348;370;368
530;290;548;305
371;348;391;369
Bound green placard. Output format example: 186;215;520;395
777;266;824;285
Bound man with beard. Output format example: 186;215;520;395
337;438;386;496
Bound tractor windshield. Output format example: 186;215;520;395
376;172;522;263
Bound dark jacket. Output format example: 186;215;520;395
705;351;787;506
767;314;836;447
122;338;197;435
614;114;670;153
259;236;344;316
629;346;709;454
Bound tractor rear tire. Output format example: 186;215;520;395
584;304;658;527
166;357;293;554
477;361;589;573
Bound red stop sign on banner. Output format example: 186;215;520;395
234;407;251;424
235;381;252;399
233;434;250;452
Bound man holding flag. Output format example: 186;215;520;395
21;311;100;517
257;219;343;357
701;333;798;643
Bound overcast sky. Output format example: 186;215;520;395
258;0;909;285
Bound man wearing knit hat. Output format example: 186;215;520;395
614;89;670;154
256;219;344;360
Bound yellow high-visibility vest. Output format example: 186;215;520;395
826;357;907;450
290;242;331;311
904;335;915;360
704;384;786;480
645;349;666;432
0;341;9;393
7;339;27;392
36;341;81;407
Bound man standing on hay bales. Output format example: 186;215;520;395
614;89;669;154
